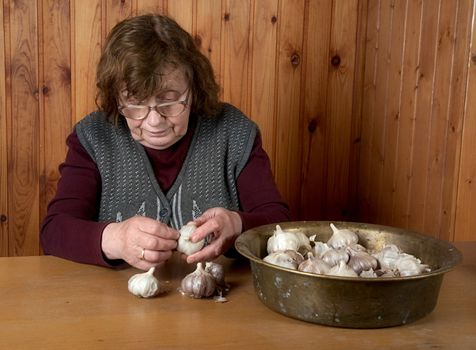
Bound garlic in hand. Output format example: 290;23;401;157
128;267;160;298
180;262;216;298
177;223;205;256
267;225;311;254
327;223;359;249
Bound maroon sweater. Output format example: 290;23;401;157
40;122;291;267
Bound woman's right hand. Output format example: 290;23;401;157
101;216;179;270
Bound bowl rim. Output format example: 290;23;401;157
235;220;463;282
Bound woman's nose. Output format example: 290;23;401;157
146;107;166;125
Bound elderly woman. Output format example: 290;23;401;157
41;14;290;270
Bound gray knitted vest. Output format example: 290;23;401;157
75;103;257;229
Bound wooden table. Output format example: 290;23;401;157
0;242;475;349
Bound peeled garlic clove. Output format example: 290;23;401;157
180;262;216;298
327;223;359;249
205;261;226;289
327;260;358;277
321;248;349;267
263;250;304;270
177;223;205;256
128;267;160;298
348;251;378;275
298;253;331;274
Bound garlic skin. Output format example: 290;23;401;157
348;251;378;275
313;241;332;259
298;253;331;274
327;260;358;277
395;255;430;277
321;248;349;267
180;262;216;298
327;223;359;249
372;244;402;270
128;267;160;298
205;261;226;289
266;225;311;254
360;268;378;278
177;223;205;256
263;250;304;270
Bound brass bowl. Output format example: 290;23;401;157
235;221;462;328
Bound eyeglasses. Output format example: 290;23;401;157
119;89;190;120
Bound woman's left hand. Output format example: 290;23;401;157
185;207;242;264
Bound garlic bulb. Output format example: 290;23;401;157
312;241;332;259
205;261;226;289
395;255;430;277
177;223;205;256
372;244;402;270
360;268;378;278
263;250;304;270
298;253;331;274
128;267;160;298
180;262;216;298
327;223;359;249
347;251;378;275
327;260;358;277
267;225;311;254
321;248;349;267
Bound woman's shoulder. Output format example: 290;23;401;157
211;103;258;130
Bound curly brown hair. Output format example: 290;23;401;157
95;14;221;124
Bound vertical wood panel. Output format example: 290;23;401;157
72;0;102;122
195;0;222;87
0;1;8;256
167;0;194;34
221;0;251;113
135;0;167;15
455;0;476;241
41;0;72;221
406;0;439;231
391;0;423;228
377;0;407;225
324;0;359;219
273;0;305;219
249;0;278;162
300;0;332;220
423;0;460;239
105;0;133;34
8;0;40;255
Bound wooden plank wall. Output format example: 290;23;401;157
358;0;475;241
0;0;475;257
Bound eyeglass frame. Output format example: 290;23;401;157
118;88;190;120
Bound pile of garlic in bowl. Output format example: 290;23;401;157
235;221;461;327
264;223;430;278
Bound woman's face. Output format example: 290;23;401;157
119;67;191;150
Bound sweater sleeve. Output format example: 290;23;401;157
40;130;120;267
236;132;291;232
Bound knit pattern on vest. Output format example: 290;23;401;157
75;103;257;229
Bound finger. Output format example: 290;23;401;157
136;218;180;240
190;220;220;243
141;249;173;264
186;243;221;264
